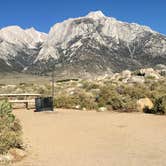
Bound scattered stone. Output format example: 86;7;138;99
77;83;84;88
97;107;107;112
69;91;74;95
75;105;81;109
82;107;86;111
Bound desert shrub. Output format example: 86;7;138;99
143;96;166;115
152;96;166;114
97;85;136;112
96;85;116;107
54;90;97;110
81;81;100;91
117;84;149;99
54;94;74;109
0;100;23;154
19;77;166;113
107;95;136;112
146;80;166;101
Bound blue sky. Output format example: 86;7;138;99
0;0;165;34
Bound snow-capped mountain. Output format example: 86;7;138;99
0;11;166;76
31;11;166;76
0;26;47;72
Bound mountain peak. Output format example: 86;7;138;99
0;25;23;32
26;27;36;32
86;11;105;19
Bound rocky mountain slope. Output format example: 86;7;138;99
0;26;47;72
0;11;166;76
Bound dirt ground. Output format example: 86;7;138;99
13;109;166;166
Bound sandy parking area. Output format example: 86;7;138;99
13;109;166;166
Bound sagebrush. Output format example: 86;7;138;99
0;100;23;154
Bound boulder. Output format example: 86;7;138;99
82;107;87;111
140;68;154;75
9;148;26;161
136;98;154;112
160;69;166;77
140;68;160;79
128;76;145;84
121;70;132;78
111;70;132;83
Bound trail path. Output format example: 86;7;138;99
13;109;166;166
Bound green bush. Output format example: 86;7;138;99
81;81;100;91
97;85;136;112
152;96;166;114
117;84;149;99
69;79;166;112
54;90;97;110
0;100;23;154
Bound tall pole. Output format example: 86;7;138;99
52;70;55;111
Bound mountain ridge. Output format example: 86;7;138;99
0;11;166;76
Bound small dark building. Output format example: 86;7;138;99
35;97;54;112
